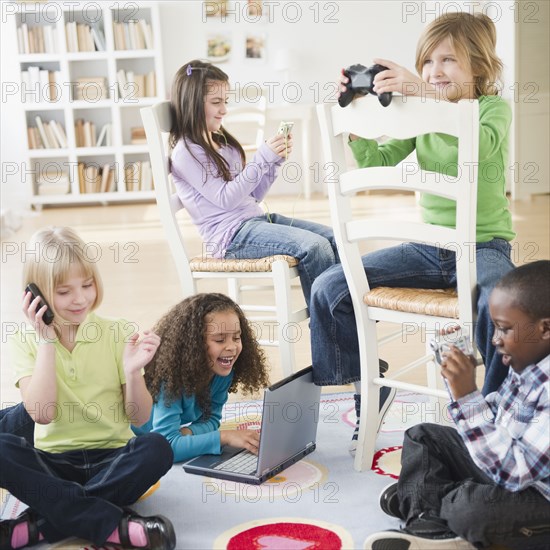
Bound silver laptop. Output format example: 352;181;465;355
182;366;321;485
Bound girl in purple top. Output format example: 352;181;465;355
169;60;338;307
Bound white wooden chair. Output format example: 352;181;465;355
317;95;480;471
141;101;308;378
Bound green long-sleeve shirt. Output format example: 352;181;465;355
349;95;515;243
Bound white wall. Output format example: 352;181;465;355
1;0;540;216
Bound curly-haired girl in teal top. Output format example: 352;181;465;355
136;293;270;462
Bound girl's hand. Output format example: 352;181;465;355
440;346;477;400
372;58;433;98
22;290;56;341
123;329;161;376
220;429;260;455
266;134;293;159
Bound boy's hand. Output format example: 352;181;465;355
123;330;160;375
372;58;432;98
337;67;350;97
440;346;477;400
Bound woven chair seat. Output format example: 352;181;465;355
189;254;299;273
364;287;459;318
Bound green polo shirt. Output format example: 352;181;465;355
9;312;135;453
349;95;515;243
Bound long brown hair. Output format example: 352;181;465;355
169;60;246;181
145;293;270;418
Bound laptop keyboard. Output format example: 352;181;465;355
214;450;258;474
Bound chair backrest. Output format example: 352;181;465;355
317;95;480;325
223;96;267;154
141;101;196;296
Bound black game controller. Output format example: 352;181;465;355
338;63;392;108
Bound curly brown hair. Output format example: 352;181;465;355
145;293;270;418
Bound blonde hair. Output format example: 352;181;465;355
23;227;104;323
415;12;502;97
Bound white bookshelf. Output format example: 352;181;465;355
15;2;165;207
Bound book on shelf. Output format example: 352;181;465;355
49;120;68;148
65;21;78;52
21;67;61;103
141;160;153;191
124;160;153;192
76;23;94;52
75;119;107;148
113;19;153;50
75;76;108;101
84;164;101;193
78;162;116;193
34;115;51;148
91;24;106;51
125;162;140;192
139;19;154;49
36;170;69;195
18;24;57;54
66;21;104;52
117;70;156;99
82;121;94;147
130;127;146;145
96;123;112;147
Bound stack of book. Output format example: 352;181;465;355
77;162;116;194
112;19;153;50
130;127;146;145
65;21;106;52
116;70;156;99
36;170;70;195
28;116;68;149
17;24;57;54
75;77;108;101
20;67;62;103
124;160;153;192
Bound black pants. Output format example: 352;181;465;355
0;432;173;545
398;423;550;549
0;403;34;444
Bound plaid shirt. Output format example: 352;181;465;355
449;354;550;501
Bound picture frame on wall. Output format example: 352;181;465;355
245;33;266;62
204;0;228;17
247;0;263;18
207;33;232;63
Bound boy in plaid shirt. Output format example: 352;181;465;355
365;260;550;549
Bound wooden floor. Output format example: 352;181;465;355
1;192;549;406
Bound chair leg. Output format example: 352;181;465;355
272;260;296;378
227;277;240;303
425;341;452;424
354;323;380;472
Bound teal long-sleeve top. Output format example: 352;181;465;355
348;95;515;243
134;373;234;462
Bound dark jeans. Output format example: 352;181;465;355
310;239;515;394
398;423;550;549
0;432;173;545
0;403;34;444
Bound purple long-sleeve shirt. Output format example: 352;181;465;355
171;139;284;258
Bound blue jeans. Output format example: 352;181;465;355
225;213;339;307
310;239;514;395
0;432;173;544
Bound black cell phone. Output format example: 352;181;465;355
25;283;54;325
